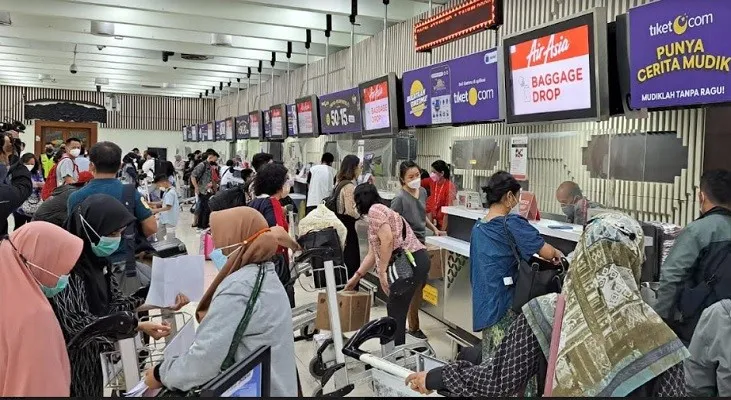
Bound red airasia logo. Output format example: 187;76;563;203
364;82;388;103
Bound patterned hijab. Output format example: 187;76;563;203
523;212;688;397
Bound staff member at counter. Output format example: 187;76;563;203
555;181;602;225
471;172;562;367
423;160;456;230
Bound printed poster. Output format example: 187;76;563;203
510;135;528;181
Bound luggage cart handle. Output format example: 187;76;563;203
66;311;137;350
293;247;336;264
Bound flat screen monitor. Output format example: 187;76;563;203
295;95;321;138
262;109;272;140
235;115;250;140
207;122;216;142
198;123;209;142
269;103;288;141
359;72;402;137
287;104;298;137
224;117;235;142
199;346;271;397
502;8;609;124
182;125;188;142
248;111;263;140
215;120;226;141
319;87;362;134
191;124;199;142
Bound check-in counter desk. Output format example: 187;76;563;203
425;206;654;347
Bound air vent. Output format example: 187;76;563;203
0;11;11;26
141;84;164;89
210;33;233;47
180;53;212;61
94;77;109;85
90;21;115;37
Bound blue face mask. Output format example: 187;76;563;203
210;244;242;271
80;215;122;257
5;238;70;298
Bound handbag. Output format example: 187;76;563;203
157;265;266;397
20;191;42;216
504;217;565;313
386;217;417;297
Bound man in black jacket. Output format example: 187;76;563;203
0;131;32;235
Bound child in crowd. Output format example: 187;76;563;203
150;174;180;241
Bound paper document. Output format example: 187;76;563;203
145;255;205;307
124;380;149;397
163;319;195;360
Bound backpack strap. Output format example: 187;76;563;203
220;265;266;371
121;183;139;276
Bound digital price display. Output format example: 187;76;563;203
269;104;287;140
414;0;503;52
319;88;362;134
359;73;402;137
248;111;263;140
502;8;608;124
295;95;321;138
287;104;298;137
235;115;249;140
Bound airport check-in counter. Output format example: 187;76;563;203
424;206;655;350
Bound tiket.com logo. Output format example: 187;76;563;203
453;87;494;106
649;13;714;37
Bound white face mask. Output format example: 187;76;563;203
69;148;81;157
25;164;34;171
407;178;421;190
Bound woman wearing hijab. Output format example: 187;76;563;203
143;207;298;396
50;194;173;397
0;222;83;396
406;212;689;397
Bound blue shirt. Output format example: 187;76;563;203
159;187;180;227
67;178;153;257
470;214;544;331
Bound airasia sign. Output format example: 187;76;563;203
362;81;390;130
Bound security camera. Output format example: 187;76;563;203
97;45;106;51
173;66;178;70
69;63;78;74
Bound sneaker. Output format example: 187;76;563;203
408;329;428;340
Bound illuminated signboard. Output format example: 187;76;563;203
224;117;235;142
359;73;402;137
269;103;288;140
502;8;609;124
182;125;188;142
248;110;263;140
414;0;503;52
287;104;298;136
215;120;226;141
235;115;249;140
262;109;272;139
319;88;362;134
190;124;199;142
295;95;321;138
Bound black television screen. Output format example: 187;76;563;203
359;72;402;137
215;120;226;141
502;8;609;124
248;111;263;140
191;124;199;142
295;95;321;138
235;115;250;140
262;110;272;140
224;117;235;142
287;104;298;137
182;125;188;142
198;123;209;142
207;122;216;142
269;104;288;140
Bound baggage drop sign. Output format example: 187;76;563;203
629;0;731;109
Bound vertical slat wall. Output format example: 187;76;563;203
216;0;704;226
0;85;215;130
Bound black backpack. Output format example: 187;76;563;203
323;181;352;213
208;183;247;212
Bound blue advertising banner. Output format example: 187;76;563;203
629;0;731;108
235;115;249;140
402;48;500;126
319;88;362;134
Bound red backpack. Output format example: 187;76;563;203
41;157;79;200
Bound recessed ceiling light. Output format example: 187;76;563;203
90;20;115;36
211;33;233;47
114;35;124;40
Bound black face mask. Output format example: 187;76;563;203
209;161;217;166
45;149;54;155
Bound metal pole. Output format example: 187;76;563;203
287;60;290;102
383;1;388;74
258;74;262;109
246;81;250;114
350;23;355;86
271;69;274;105
236;79;240;117
306;49;310;94
325;37;330;93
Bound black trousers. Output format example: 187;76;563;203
13;211;32;231
386;248;430;346
196;193;212;229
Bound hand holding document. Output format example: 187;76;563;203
145;255;205;308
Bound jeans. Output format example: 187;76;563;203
387;249;430;346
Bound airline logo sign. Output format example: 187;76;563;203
362;81;391;130
402;49;500;126
629;0;731;108
509;24;591;116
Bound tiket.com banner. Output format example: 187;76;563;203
403;49;500;126
319;88;361;134
509;25;591;116
630;0;731;109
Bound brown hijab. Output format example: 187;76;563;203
196;206;278;321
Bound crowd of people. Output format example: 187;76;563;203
2;126;731;397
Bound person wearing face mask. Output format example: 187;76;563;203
0;221;83;396
248;163;301;308
51;194;180;397
40;142;55;178
655;169;731;344
150;174;180;241
333;155;363;285
424;160;457;231
191;150;220;230
12;153;45;229
390;161;446;340
555;181;602;225
56;137;81;186
143;207;298;396
0;131;32;236
470;171;562;367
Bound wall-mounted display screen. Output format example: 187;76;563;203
295;95;321;138
182;125;188;142
402;48;500;126
248;111;263;140
287;104;298;137
224;117;235;142
359;73;402;137
262;110;272;140
414;0;503;52
502;8;609;124
215;120;226;141
235;115;249;140
269;104;288;140
191;124;199;142
319;88;362;134
198;123;209;142
207;122;215;141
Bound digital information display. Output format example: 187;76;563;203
235;115;249;140
362;81;391;130
287;104;298;137
269;104;287;140
207;122;215;141
216;120;226;141
319;88;362;134
414;0;503;52
191;124;199;142
295;95;320;137
262;109;272;139
248;111;262;140
225;118;235;142
502;9;607;124
182;126;188;142
198;123;208;142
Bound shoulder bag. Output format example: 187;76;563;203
504;216;565;313
324;180;351;213
157;265;267;397
387;217;417;296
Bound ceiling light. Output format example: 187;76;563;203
95;77;109;85
90;21;115;36
210;33;233;47
0;11;10;26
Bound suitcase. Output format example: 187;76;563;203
199;229;214;260
151;238;187;258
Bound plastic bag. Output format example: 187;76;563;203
297;204;347;249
